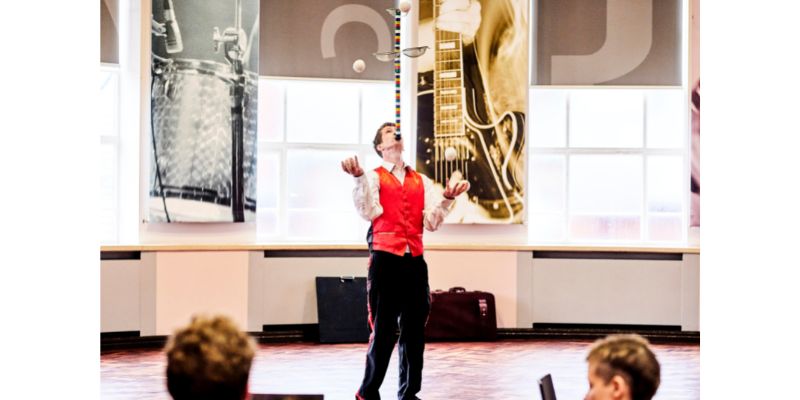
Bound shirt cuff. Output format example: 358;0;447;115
441;198;454;208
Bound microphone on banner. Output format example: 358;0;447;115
163;0;183;53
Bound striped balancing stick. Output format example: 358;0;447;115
394;9;401;140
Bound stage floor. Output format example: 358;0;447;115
101;339;699;399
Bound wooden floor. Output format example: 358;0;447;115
101;339;699;399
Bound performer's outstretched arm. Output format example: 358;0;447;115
342;155;382;221
352;172;382;222
422;175;470;231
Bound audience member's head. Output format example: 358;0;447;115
584;334;660;400
165;314;256;400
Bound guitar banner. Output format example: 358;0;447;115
148;0;259;222
416;0;528;224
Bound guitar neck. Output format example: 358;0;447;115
434;0;465;138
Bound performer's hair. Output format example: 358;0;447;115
373;122;396;157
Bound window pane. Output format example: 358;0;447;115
360;150;384;173
287;210;366;241
361;83;395;144
646;155;684;213
256;209;278;238
647;214;683;242
100;69;119;243
529;212;566;242
530;155;566;213
100;143;117;243
569;90;643;148
258;80;285;143
99;70;118;136
530;89;567;148
569;155;643;214
646;89;684;148
285;81;359;144
286;149;357;210
569;215;641;241
286;149;365;240
257;149;280;208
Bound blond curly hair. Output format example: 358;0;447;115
587;334;660;400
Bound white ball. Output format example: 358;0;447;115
399;1;412;13
352;59;366;73
444;147;457;161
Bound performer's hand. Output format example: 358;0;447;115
341;156;364;177
443;179;470;200
436;0;482;44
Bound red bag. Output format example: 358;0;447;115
425;287;497;341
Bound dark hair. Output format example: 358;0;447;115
587;334;660;400
373;122;396;157
165;315;256;400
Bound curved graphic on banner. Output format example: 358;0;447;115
262;0;394;80
551;0;652;85
320;4;393;59
534;0;679;86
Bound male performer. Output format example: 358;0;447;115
341;122;469;400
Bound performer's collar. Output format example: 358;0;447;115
381;160;411;173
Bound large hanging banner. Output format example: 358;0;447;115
261;0;394;80
149;0;259;222
690;0;699;227
416;0;528;224
101;0;118;64
534;0;681;85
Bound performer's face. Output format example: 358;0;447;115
378;125;403;155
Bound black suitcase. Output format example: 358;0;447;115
425;287;497;341
315;276;370;343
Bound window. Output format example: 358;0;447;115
256;78;395;242
528;88;688;243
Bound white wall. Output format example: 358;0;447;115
101;249;700;334
531;258;683;326
681;253;700;330
425;250;520;328
257;255;369;326
152;251;251;336
100;258;140;332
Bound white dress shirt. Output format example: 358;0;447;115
352;160;454;232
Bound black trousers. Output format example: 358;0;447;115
357;250;431;400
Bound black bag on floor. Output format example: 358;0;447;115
315;276;369;343
425;287;497;341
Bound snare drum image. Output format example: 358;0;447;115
149;0;258;222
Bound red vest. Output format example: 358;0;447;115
371;166;425;257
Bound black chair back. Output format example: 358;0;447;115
538;373;557;400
